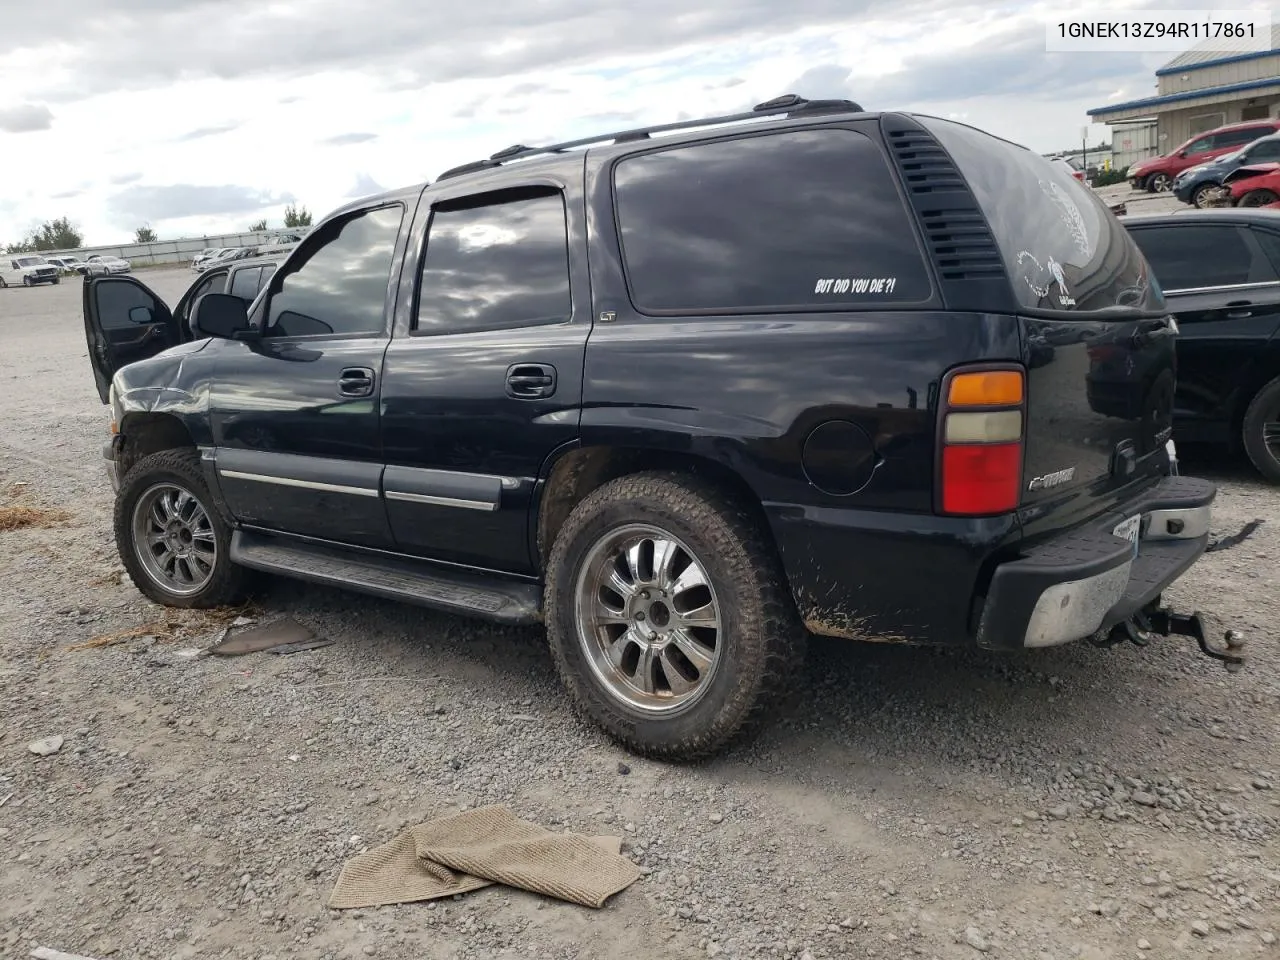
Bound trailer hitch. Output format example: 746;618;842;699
1094;607;1246;672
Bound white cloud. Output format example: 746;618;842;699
0;0;1234;244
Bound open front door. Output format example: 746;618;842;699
83;276;178;403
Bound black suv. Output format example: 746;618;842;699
1120;209;1280;483
83;96;1228;759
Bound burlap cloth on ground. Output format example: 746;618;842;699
328;805;641;909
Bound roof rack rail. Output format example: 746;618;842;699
435;94;864;180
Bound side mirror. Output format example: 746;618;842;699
191;292;255;340
128;305;153;325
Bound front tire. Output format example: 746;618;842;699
545;471;803;760
1242;377;1280;484
114;448;246;607
23;276;32;286
1191;183;1220;208
1148;173;1172;192
1239;188;1280;208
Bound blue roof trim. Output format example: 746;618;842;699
1088;77;1280;116
1156;48;1278;76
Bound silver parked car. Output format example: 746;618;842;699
84;255;132;276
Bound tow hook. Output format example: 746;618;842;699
1096;607;1246;672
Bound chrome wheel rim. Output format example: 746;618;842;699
1151;174;1171;192
131;482;217;596
1264;418;1280;460
574;523;722;714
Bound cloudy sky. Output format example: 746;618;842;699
0;0;1225;247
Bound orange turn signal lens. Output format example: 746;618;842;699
947;370;1024;407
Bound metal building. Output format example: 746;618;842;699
1087;26;1280;166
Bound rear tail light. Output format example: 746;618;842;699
938;366;1026;516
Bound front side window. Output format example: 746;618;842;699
414;189;571;335
265;204;404;338
98;280;162;330
613;128;932;313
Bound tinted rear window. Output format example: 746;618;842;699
919;116;1164;315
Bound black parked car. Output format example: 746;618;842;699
81;96;1226;759
1122;210;1280;483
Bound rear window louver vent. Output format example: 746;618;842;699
918;210;1005;281
888;128;1004;282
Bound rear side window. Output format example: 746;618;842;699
415;189;571;335
229;266;262;301
920;116;1163;315
612;129;932;313
1129;224;1277;290
1217;127;1269;149
1247;139;1280;162
193;272;226;300
1253;229;1280;273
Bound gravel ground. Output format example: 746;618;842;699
1096;181;1194;217
1;268;1278;960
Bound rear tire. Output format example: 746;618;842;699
544;471;804;760
115;448;247;608
1242;377;1280;484
1239;189;1280;208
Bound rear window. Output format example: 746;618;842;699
919;116;1164;315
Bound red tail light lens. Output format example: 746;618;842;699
938;367;1026;516
941;443;1022;514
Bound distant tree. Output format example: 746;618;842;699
27;217;84;251
135;225;158;243
249;219;268;232
4;240;36;254
283;204;312;228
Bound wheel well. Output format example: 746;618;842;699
118;413;196;476
535;446;775;568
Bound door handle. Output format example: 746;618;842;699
338;367;375;397
506;363;557;399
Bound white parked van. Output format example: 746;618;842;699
0;254;61;287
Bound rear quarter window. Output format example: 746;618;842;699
612;128;933;313
919;116;1163;315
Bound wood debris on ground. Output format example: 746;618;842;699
0;481;73;532
68;602;263;652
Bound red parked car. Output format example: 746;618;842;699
1222;162;1280;206
1127;120;1280;193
